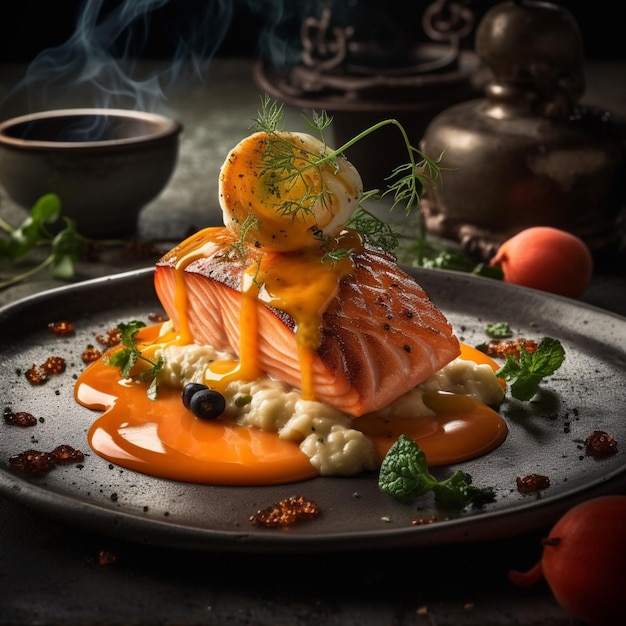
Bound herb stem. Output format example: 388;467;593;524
0;254;54;290
319;118;415;189
311;117;432;238
0;216;14;235
330;119;410;166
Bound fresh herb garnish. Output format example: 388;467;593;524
0;193;85;290
230;213;262;261
396;237;504;278
485;322;513;339
321;246;353;265
347;205;399;253
378;434;495;510
496;337;565;401
103;321;164;400
251;94;443;255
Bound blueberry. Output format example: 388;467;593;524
182;383;208;409
189;388;226;420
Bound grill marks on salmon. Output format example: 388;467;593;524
154;229;460;417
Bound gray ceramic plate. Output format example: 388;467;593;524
1;267;624;553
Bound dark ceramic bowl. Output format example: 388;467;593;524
0;108;182;238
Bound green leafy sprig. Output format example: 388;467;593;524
347;206;398;254
103;321;164;400
0;193;85;290
397;236;504;277
251;94;443;255
496;337;565;401
230;213;262;261
379;434;495;510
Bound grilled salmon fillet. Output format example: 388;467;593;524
154;229;460;417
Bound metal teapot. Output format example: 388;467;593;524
419;0;625;260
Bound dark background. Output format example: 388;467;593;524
0;0;623;64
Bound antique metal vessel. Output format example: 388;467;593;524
254;0;488;189
419;0;625;259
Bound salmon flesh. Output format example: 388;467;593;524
154;235;460;417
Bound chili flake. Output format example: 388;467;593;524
3;408;37;427
48;321;75;336
585;430;618;458
250;495;320;527
516;474;550;493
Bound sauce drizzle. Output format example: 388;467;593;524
76;333;507;486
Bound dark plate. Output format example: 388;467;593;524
1;267;624;553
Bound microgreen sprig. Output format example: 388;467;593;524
0;193;86;290
103;320;164;400
485;322;513;339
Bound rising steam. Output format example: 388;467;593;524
1;0;235;116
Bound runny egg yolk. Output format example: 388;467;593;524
218;131;363;252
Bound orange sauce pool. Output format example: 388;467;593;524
75;330;508;486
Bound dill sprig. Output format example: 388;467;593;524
347;206;398;253
253;99;336;222
321;247;353;266
230;213;261;261
250;94;442;255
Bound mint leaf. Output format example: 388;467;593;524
497;337;565;401
378;435;495;509
30;192;62;225
50;220;85;279
379;435;436;503
433;471;495;509
0;193;62;258
0;193;89;289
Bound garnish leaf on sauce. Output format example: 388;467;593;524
496;337;565;401
378;435;495;509
104;321;163;400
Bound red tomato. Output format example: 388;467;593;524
490;227;593;298
509;495;626;625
